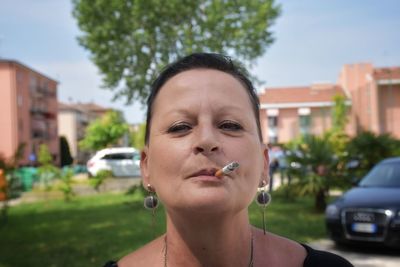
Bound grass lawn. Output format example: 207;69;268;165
0;191;327;267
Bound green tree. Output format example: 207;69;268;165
59;136;73;167
331;94;349;133
79;111;129;151
325;94;351;183
72;0;281;104
130;123;146;150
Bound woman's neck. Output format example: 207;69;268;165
164;210;253;267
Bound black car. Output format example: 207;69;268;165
325;157;400;248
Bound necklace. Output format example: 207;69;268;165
163;231;254;267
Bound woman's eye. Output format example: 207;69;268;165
219;121;243;131
167;123;192;133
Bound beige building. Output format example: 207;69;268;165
0;60;59;165
58;102;111;163
259;63;400;144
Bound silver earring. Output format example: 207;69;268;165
256;180;271;235
144;184;159;237
144;184;159;210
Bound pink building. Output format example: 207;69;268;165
0;60;59;165
259;63;400;144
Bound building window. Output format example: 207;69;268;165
267;116;278;144
269;136;278;144
299;115;311;135
298;108;311;135
266;109;279;144
268;116;278;128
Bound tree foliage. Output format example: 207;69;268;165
325;94;351;177
331;94;349;133
89;170;113;192
130;123;146;150
38;144;53;166
58;167;75;202
79;111;129;151
347;131;400;178
72;0;281;104
37;144;59;191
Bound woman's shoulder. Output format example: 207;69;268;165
301;244;354;267
105;236;165;267
257;230;353;267
256;231;307;267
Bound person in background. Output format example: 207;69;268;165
268;143;279;192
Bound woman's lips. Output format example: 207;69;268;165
188;168;221;180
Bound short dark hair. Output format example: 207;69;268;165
144;52;262;144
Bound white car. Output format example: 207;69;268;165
87;147;141;177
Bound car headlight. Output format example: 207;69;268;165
325;204;340;219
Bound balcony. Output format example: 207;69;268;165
31;129;48;140
30;85;56;98
30;106;56;120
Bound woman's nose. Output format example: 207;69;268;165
193;127;220;155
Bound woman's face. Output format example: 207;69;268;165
141;69;269;214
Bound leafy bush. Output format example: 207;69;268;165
89;170;113;192
58;167;75;201
37;144;59;191
347;131;400;178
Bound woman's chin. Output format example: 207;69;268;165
170;188;236;214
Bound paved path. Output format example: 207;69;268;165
308;239;400;267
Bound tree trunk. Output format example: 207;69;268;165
315;189;326;212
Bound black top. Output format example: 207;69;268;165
301;244;353;267
103;244;354;267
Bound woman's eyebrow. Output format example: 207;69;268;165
159;103;247;118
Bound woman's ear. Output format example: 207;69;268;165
140;147;150;187
261;144;270;184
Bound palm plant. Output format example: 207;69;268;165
286;135;338;211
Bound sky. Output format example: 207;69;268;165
1;0;399;124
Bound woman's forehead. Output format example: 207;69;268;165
153;69;252;108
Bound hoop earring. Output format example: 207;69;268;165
256;180;271;235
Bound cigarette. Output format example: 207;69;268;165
215;162;240;177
